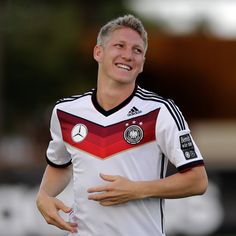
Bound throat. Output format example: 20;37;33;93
93;84;137;115
97;92;123;111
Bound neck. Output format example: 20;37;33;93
96;80;136;111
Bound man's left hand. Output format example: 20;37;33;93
87;173;140;206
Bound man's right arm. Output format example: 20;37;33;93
36;164;77;233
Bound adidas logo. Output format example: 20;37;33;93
127;106;142;116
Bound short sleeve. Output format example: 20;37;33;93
156;101;204;172
46;106;72;167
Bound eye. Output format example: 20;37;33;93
114;43;123;48
134;47;143;54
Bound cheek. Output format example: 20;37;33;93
136;60;144;73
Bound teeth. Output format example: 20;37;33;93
116;63;131;71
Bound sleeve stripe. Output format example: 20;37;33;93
177;160;204;173
167;99;186;130
46;155;72;168
135;90;186;131
56;90;93;105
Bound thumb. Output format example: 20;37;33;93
100;173;118;182
55;198;72;213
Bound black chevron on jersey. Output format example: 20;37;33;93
136;87;186;131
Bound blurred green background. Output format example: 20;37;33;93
0;0;236;235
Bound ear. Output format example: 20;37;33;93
93;45;103;63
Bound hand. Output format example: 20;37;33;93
36;192;78;233
87;173;140;206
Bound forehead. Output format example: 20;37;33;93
107;27;145;48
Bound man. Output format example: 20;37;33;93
36;14;208;236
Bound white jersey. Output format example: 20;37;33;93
46;85;204;236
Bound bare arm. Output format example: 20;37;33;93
36;165;77;233
38;164;72;197
87;166;208;206
137;165;208;199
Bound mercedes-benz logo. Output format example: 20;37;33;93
71;124;88;143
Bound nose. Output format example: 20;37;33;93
121;48;133;61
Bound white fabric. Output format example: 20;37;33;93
46;86;204;236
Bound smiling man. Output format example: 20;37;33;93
36;15;208;236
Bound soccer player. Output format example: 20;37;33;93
36;14;208;236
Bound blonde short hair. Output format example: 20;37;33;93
97;14;148;52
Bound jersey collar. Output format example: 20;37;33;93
91;85;137;117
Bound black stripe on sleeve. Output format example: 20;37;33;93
167;99;185;130
56;91;93;105
135;91;185;131
177;160;204;173
46;155;72;168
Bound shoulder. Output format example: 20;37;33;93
136;86;174;107
49;89;94;118
56;89;94;105
136;86;186;131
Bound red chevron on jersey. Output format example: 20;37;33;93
57;108;160;159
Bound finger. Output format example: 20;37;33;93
50;213;77;233
88;190;124;201
100;173;119;182
87;185;110;193
100;198;127;206
88;192;109;201
53;220;77;233
100;201;118;206
55;199;72;213
69;222;78;227
100;196;129;206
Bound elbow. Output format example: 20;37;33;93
197;177;208;195
195;170;208;196
188;166;208;196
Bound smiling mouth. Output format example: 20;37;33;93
115;63;132;71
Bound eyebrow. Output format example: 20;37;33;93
115;40;144;49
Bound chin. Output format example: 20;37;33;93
113;74;136;83
115;77;136;85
